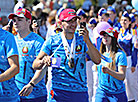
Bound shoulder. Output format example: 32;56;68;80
48;32;61;42
116;49;126;58
30;32;44;42
0;29;14;40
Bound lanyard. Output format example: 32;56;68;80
61;32;76;60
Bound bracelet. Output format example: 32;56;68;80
30;82;35;87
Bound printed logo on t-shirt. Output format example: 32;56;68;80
76;44;82;52
22;46;28;54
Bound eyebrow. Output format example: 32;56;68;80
66;18;77;22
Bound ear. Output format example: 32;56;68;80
27;19;31;24
128;21;131;25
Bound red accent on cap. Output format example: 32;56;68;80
8;8;32;20
100;27;119;39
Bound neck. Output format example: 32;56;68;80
122;27;128;30
111;18;114;22
106;45;111;53
63;31;74;40
17;30;31;39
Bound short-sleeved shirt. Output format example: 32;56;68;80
97;49;127;94
14;32;47;99
0;28;19;101
41;32;88;92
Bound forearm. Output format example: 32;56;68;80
33;59;45;70
107;69;125;81
29;68;46;86
86;39;101;64
0;65;19;82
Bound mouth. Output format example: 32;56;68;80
103;39;108;42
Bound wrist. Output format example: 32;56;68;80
30;82;35;87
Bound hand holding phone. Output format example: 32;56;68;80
79;22;86;36
80;22;86;28
8;20;13;33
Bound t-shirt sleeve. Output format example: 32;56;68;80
41;36;52;56
35;37;44;56
117;51;127;66
5;34;18;58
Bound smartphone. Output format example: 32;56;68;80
80;22;86;28
8;20;13;33
79;22;86;36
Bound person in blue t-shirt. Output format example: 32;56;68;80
8;8;47;102
33;8;101;102
0;28;19;102
95;27;128;102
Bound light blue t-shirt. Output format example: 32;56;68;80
0;28;19;101
14;32;47;99
97;49;127;94
41;32;88;92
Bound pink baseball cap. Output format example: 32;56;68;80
59;8;80;21
8;8;32;20
96;22;111;34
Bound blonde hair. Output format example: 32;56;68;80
106;52;116;70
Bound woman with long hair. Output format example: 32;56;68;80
95;27;128;102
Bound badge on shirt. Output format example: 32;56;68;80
22;46;28;53
51;57;61;68
76;44;82;52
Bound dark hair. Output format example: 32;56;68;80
81;13;87;18
104;13;110;17
100;36;124;70
100;37;122;54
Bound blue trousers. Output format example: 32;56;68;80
20;95;47;102
47;88;88;102
95;88;128;102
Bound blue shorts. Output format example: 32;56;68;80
95;88;127;102
20;95;47;102
47;88;88;102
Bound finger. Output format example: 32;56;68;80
79;30;85;36
19;88;26;96
48;56;51;65
22;88;28;96
26;90;32;96
44;56;51;65
24;90;30;96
